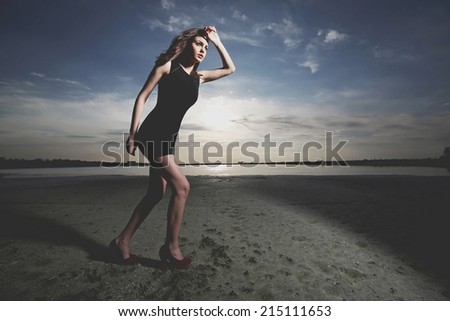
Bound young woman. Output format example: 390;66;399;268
109;26;235;269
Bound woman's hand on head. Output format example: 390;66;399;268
205;26;220;45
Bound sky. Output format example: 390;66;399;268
1;0;449;163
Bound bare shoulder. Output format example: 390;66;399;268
154;60;171;76
138;60;172;97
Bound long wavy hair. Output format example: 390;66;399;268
155;28;208;72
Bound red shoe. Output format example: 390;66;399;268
109;240;139;265
159;244;192;271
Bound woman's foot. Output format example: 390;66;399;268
159;244;192;270
167;243;184;260
109;239;139;265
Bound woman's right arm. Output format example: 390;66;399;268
127;61;170;155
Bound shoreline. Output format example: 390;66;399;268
1;156;449;170
1;164;449;181
1;175;449;300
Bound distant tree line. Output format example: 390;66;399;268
0;157;101;169
1;147;449;169
0;157;147;169
442;147;450;168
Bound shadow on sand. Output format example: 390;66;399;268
252;175;450;292
0;206;161;269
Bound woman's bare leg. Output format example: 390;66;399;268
113;166;167;259
157;155;190;260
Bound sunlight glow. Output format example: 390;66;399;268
201;104;234;130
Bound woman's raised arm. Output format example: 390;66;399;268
198;26;236;84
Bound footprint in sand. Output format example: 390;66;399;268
199;235;232;269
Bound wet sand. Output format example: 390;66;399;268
0;174;449;300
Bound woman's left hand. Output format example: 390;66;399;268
126;135;137;156
205;26;220;45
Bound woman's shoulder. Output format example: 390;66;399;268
154;60;172;76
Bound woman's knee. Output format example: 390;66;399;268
173;179;190;198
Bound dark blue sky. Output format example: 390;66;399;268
1;0;449;161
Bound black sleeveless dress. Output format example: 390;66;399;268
135;62;199;164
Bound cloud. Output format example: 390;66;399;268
161;0;175;10
0;83;137;160
232;10;248;22
266;115;302;126
254;18;303;49
167;15;193;30
298;29;348;73
220;31;261;47
180;123;208;131
373;46;419;63
216;17;226;25
298;58;319;74
143;14;193;33
321;29;347;44
30;72;90;90
0;79;40;101
29;72;45;78
298;40;321;73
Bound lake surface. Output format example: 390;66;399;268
1;164;449;178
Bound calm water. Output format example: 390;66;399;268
0;164;449;178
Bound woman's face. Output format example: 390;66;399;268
190;36;208;63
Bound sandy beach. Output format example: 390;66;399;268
0;174;449;300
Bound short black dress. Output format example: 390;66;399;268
135;61;199;164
